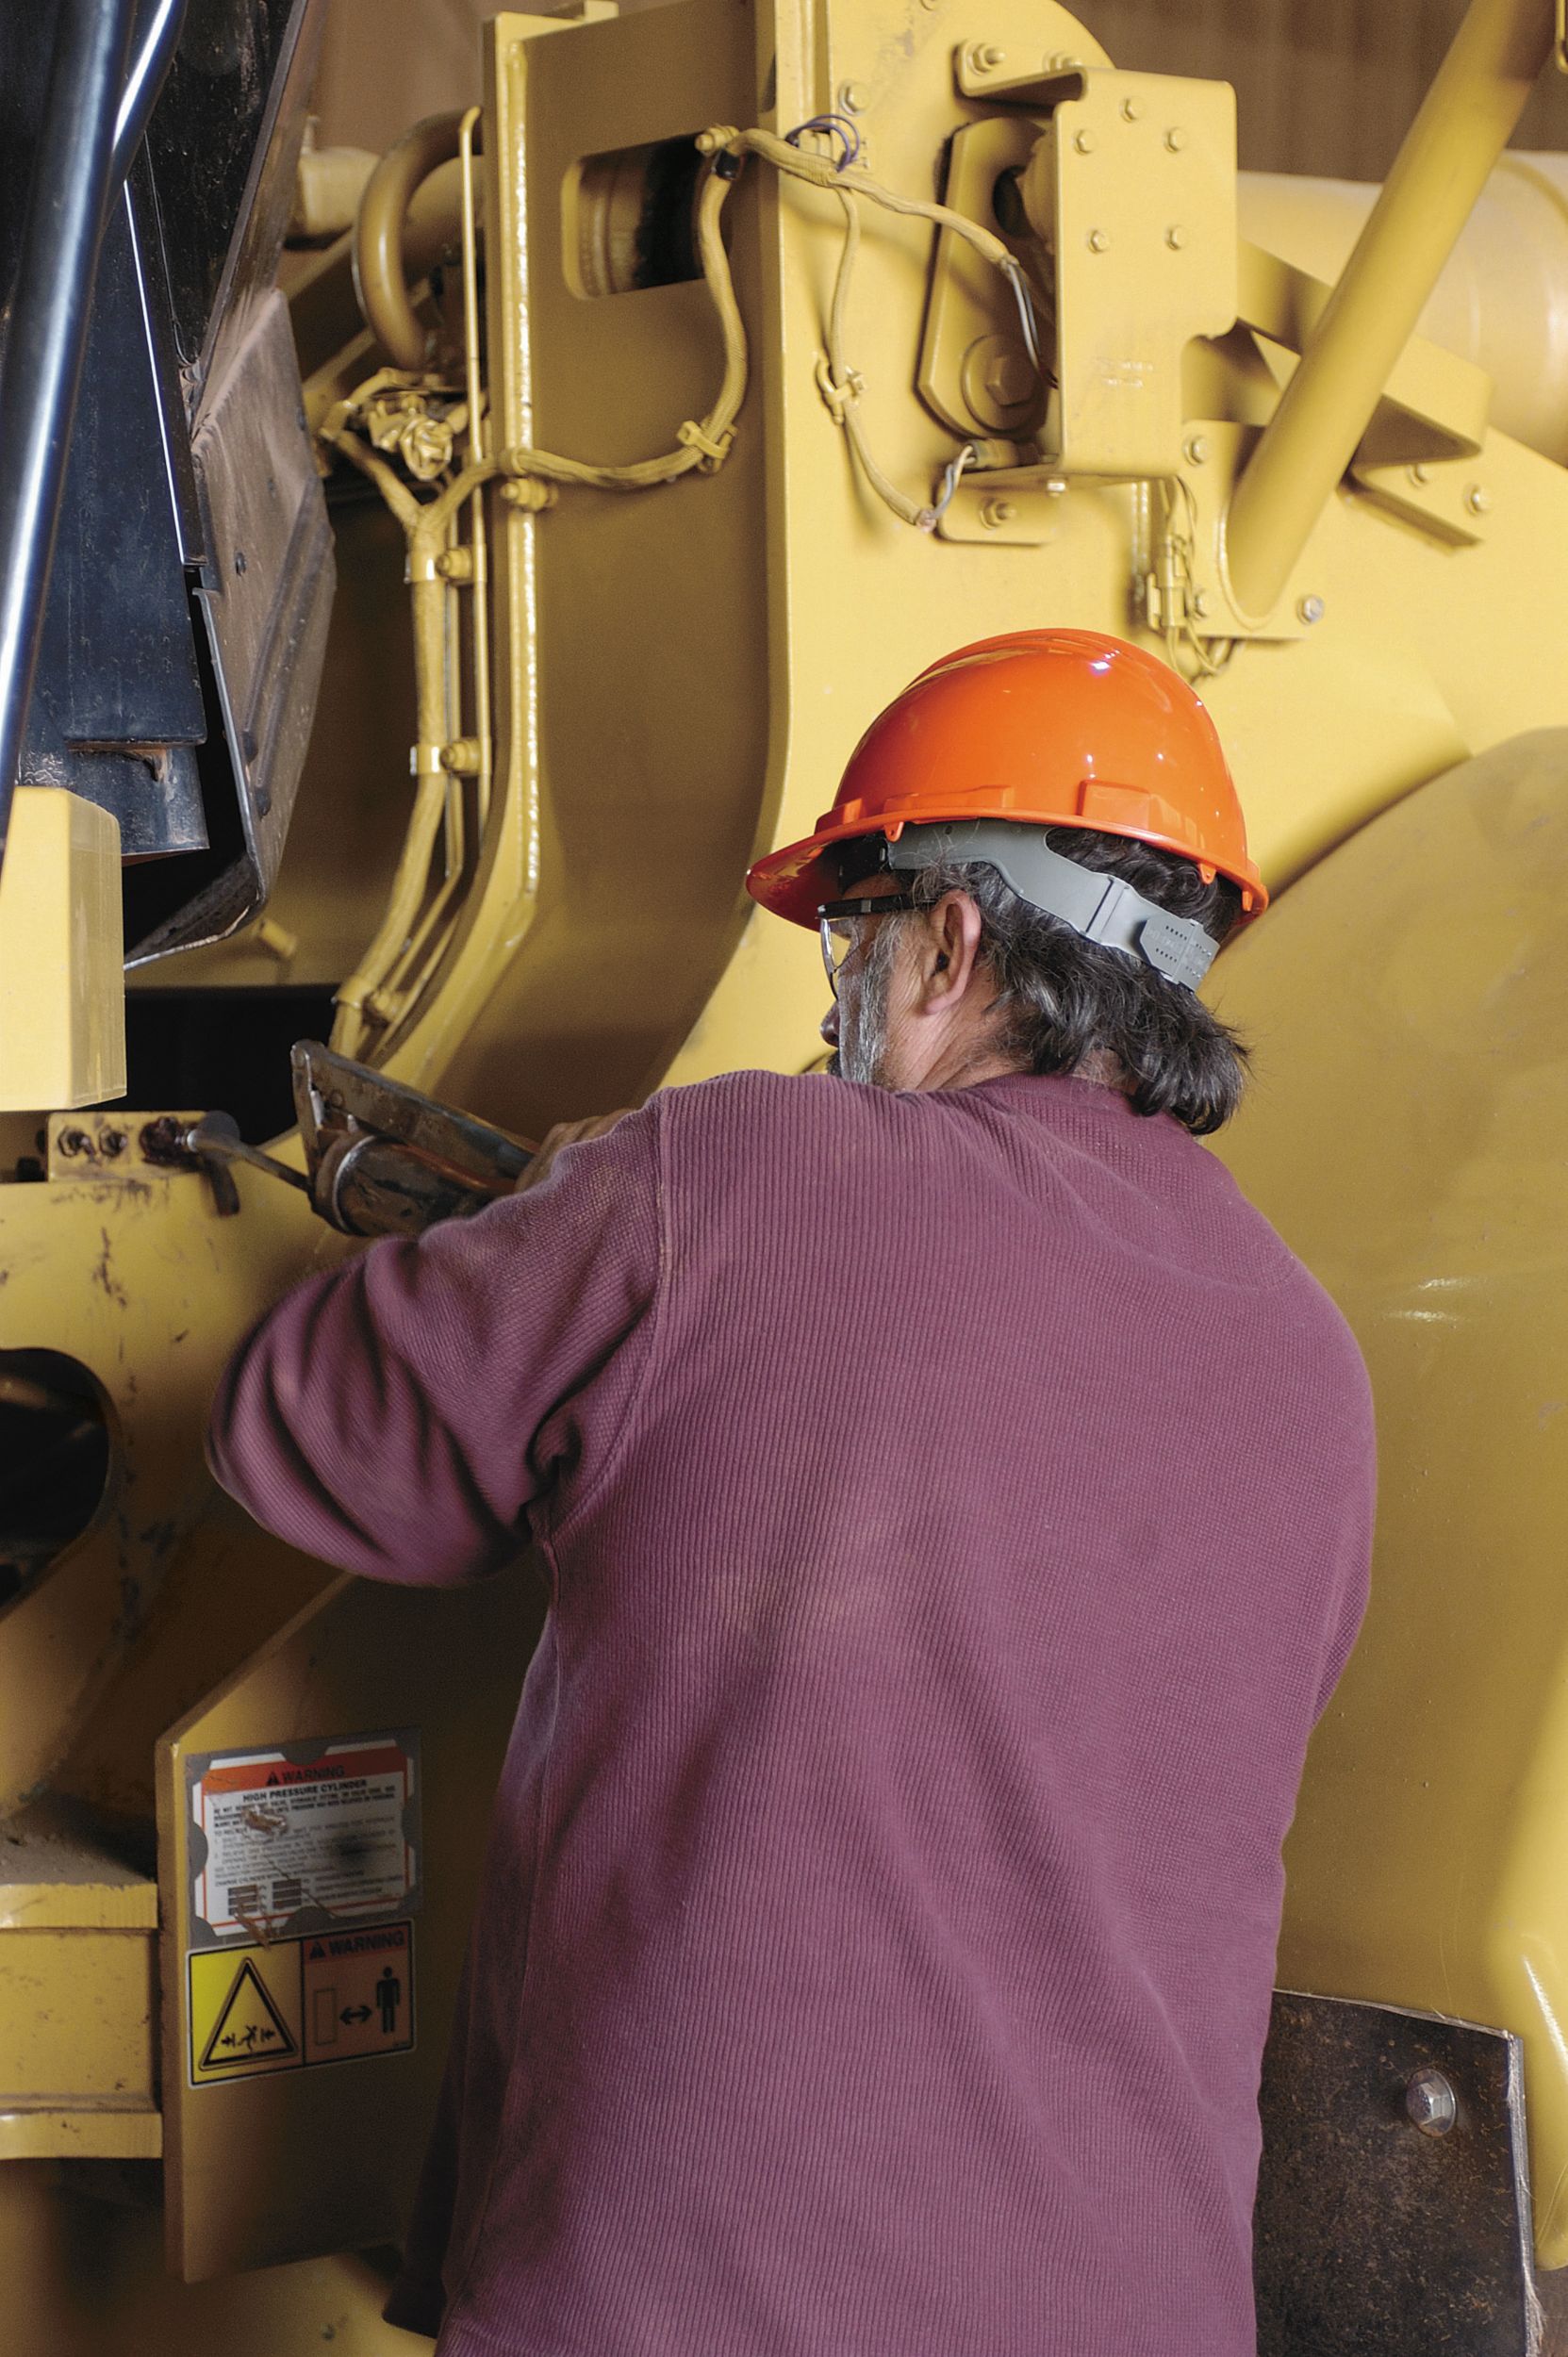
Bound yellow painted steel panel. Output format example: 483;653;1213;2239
0;787;124;1112
1210;729;1568;2270
0;1928;156;2103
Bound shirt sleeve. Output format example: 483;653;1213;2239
206;1096;665;1584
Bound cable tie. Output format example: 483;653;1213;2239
814;354;863;425
676;418;735;470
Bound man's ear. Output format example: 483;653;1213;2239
916;891;986;1012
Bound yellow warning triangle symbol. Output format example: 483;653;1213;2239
199;1955;299;2072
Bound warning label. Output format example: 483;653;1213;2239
190;1733;418;1941
189;1942;304;2084
188;1923;415;2086
303;1920;414;2063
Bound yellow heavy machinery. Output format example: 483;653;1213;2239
7;0;1568;2347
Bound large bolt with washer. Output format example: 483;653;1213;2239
1405;2069;1458;2137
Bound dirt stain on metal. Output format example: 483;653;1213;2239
91;1228;129;1309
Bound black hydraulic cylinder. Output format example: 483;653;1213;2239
0;0;141;876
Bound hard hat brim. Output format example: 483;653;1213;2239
747;808;1267;931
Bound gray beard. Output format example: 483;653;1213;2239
838;933;894;1087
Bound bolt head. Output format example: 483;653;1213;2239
1192;589;1212;618
1465;483;1492;515
983;348;1035;406
1408;463;1430;486
1073;127;1096;154
1406;2069;1458;2137
1164;125;1188;152
1120;96;1144;122
1297;594;1326;625
839;79;873;111
981;499;1017;529
1183;433;1210;465
1165;224;1188;250
1087;227;1110;253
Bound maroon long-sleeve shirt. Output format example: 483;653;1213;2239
208;1068;1373;2357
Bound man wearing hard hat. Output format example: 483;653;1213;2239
210;630;1374;2357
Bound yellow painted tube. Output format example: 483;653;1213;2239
1225;0;1554;622
353;111;465;371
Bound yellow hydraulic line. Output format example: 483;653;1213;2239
459;106;492;834
1224;0;1554;623
354;111;465;371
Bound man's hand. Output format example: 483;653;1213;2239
516;1111;635;1195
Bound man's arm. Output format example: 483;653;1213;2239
206;1099;663;1584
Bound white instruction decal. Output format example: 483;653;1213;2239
190;1733;419;1941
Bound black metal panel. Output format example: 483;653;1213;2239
0;0;332;926
20;183;207;855
140;0;310;383
1255;1990;1540;2357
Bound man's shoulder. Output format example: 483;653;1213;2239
653;1068;911;1196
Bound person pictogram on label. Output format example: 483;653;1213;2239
376;1962;403;2035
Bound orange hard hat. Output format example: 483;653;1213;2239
745;628;1265;927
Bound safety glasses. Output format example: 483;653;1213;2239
817;896;918;997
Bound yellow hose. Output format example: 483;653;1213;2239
354;112;466;371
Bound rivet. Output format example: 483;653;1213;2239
1408;463;1430;485
1465;483;1492;515
839;79;874;111
1164;125;1188;152
1191;589;1212;618
1184;433;1210;465
981;499;1017;529
1074;127;1096;154
1297;594;1326;625
1120;95;1143;122
1087;228;1110;253
1165;224;1187;250
1405;2069;1458;2137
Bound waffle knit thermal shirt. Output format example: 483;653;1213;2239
208;1068;1374;2357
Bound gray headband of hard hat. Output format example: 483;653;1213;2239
883;819;1218;992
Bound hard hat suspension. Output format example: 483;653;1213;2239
885;820;1219;991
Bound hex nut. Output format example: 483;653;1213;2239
1465;483;1492;515
1087;228;1110;253
1164;125;1188;152
839;80;873;112
1183;434;1210;466
1297;594;1326;625
1074;128;1096;154
983;349;1035;406
981;499;1017;529
1165;224;1188;250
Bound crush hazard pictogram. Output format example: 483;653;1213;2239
189;1941;304;2085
